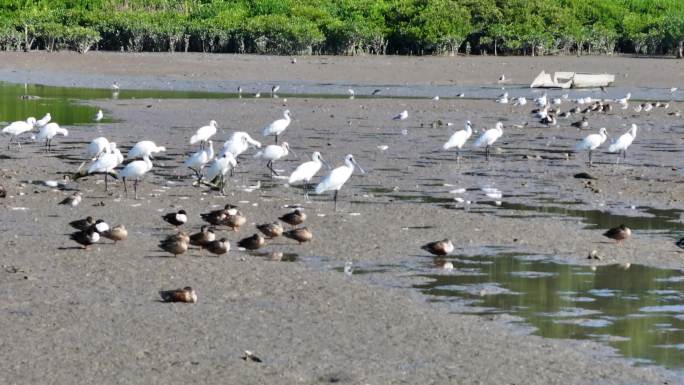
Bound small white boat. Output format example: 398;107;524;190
530;71;615;89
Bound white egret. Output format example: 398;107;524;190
127;140;166;160
442;120;473;164
289;152;331;198
576;127;608;166
608;124;637;163
184;140;214;182
36;113;51;127
315;154;365;211
392;110;409;120
473;122;504;160
35;122;68;151
190;120;217;147
262;110;292;144
94;109;104;122
204;153;237;194
87;142;123;191
254;142;294;176
119;155;153;199
2;117;36;149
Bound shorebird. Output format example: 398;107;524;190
238;233;266;250
315;154;365;211
220;132;261;159
102;224;128;243
3;117;36;149
443;120;473;164
119;155;153;199
59;192;82;207
190;120;218;147
421;239;454;256
111;81;120;91
69;216;95;230
608;124;637;162
185;140;214;182
283;227;313;244
205;238;230;256
497;74;506;83
189;226;215;251
159;287;197;303
392;110;409;120
159;233;189;256
254;142;294;176
279;209;306;228
162;209;187;227
127;140;166;160
271;85;280;96
204;153;237;194
288;152;330;198
347;88;355;98
496;92;509;104
262;110;293;144
35;122;68;151
603;225;631;244
473;122;503;160
70;227;101;249
87;142;124;191
676;238;684;249
257;222;283;238
36;113;51;127
576;127;608;166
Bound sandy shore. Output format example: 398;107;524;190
1;53;683;384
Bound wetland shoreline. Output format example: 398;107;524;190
0;52;683;384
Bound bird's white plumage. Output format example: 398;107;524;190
392;110;409;120
190;120;217;144
36;113;51;127
120;156;153;180
496;93;509;104
36;122;68;140
185;140;214;169
474;122;503;147
513;97;527;106
608;124;637;153
289;152;326;184
204;153;237;181
443;121;473;150
576;127;608;151
262;110;292;138
221;132;261;157
87;137;110;158
254;142;291;161
128;140;166;159
315;154;364;194
2;117;36;137
88;144;123;174
94;110;104;122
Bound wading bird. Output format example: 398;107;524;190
473;122;503;160
262;110;292;144
576;127;608;166
288;152;330;198
315;154;365;211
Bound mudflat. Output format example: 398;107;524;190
0;52;682;384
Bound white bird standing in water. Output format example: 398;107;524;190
87;142;123;191
204;153;237;194
127;140;166;160
94;109;104;122
35;122;68;151
576;127;608;166
474;122;504;160
289;152;331;198
315;154;365;211
2;117;36;149
119;155;153;199
392;110;409;120
36;113;51;128
254;142;294;176
443;120;473;164
184;140;214;182
262;110;292;144
190;120;218;147
608;124;637;163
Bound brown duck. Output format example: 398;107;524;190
238;233;266;250
159;286;197;303
283;227;313;244
603;225;631;244
257;222;283;238
205;238;230;256
189;226;215;248
102;224;128;243
69;216;95;231
421;239;454;256
279;209;306;227
159;233;189;256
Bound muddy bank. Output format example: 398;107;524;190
0;54;683;384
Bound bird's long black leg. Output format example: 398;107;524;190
333;190;338;211
123;177;128;197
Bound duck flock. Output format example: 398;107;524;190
2;81;684;297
